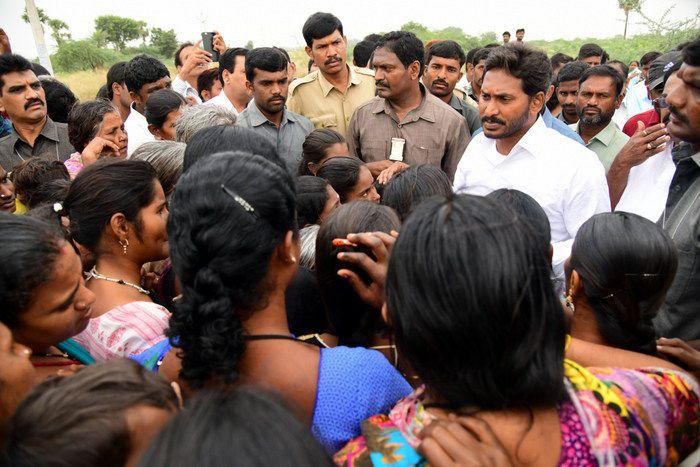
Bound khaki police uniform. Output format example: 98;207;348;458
287;64;376;137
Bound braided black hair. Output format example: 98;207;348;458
166;151;297;388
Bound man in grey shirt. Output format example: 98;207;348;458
0;54;74;171
347;32;469;183
653;38;700;341
236;48;313;174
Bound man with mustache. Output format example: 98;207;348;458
453;43;609;281
652;37;700;341
570;65;630;170
236;48;313;174
347;31;469;183
0;55;74;172
423;40;481;135
554;61;589;125
287;12;375;137
468;47;492;103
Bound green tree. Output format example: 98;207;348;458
245;40;254;49
94;15;146;50
150;28;178;58
618;0;641;39
400;21;429;37
21;7;71;44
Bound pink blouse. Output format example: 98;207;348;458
73;301;170;362
64;152;84;179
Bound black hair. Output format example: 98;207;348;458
6;359;178;467
606;60;630;82
10;158;69;209
96;84;109;100
196;67;220;99
145;88;185;129
471;47;492;66
486;189;551;262
0;213;65;328
0;54;33;94
138;389;332;467
106;61;128;100
381;165;452;221
174;42;194;68
30;62;50;77
315;156;363;203
570;212;677;355
682;36;700;66
577;43;606;62
579;64;625;98
67;99;119;153
167;152;297;388
125;54;170;95
426;40;466;68
244;47;288;82
298;128;346;175
516;28;525;34
386;194;566;410
364;33;382;42
555;61;590;86
316;201;399;347
218;47;248;86
63;159;157;254
640;51;662;67
274;46;291;62
24;179;70;210
376;31;425;77
302;12;344;48
183;124;282;172
484;43;552;96
307;58;315;72
296;176;330;227
353;40;376;68
503;31;511;36
550;52;573;70
465;47;480;66
39;76;77;123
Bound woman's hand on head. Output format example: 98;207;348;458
336;231;398;310
81;136;122;166
418;415;512;467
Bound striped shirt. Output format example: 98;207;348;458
73;302;170;362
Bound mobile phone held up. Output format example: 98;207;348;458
201;32;219;62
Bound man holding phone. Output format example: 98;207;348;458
172;32;226;105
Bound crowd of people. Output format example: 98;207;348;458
0;11;698;466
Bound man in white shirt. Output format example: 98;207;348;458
124;54;171;156
172;34;226;105
453;43;610;279
204;47;250;115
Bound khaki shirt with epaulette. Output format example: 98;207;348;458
287;64;376;137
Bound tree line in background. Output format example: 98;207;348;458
20;4;700;74
23;8;179;72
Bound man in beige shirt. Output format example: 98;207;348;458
347;32;469;183
287;12;375;136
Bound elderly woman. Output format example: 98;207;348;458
64;100;128;178
174;104;237;143
131;141;186;199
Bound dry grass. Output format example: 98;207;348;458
55;68;109;101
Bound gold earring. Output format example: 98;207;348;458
290;256;297;264
119;238;129;255
565;288;574;311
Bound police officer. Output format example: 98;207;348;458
287;12;375;137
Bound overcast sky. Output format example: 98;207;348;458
2;0;698;58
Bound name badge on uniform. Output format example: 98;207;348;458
389;138;405;161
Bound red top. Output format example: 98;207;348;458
622;109;660;137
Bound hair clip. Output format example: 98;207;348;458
221;184;257;217
663;61;675;73
53;202;64;214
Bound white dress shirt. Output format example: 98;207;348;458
204;91;239;116
453;117;610;277
124;105;155;157
172;75;202;105
615;144;676;221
